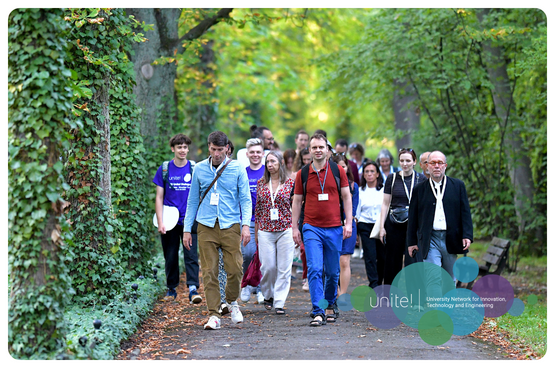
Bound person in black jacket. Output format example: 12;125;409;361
406;150;473;282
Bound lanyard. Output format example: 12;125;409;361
400;171;415;203
429;176;447;202
268;178;282;208
209;156;228;192
312;161;329;194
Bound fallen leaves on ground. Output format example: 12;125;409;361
470;318;539;360
117;272;207;360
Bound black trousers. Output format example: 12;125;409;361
160;224;199;289
357;222;385;288
383;216;423;285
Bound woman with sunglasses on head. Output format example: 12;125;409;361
254;151;296;314
379;148;427;285
330;154;359;296
356;161;385;288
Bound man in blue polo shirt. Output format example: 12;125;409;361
153;134;202;304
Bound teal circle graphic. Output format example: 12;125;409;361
391;262;456;329
527;294;538;305
453;257;479;283
418;310;454;345
337;293;353;312
351;285;376;312
318;298;329;310
508;298;525;316
437;288;484;336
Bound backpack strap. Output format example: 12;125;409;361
162;161;175;192
300;161;345;226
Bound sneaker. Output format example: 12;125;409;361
256;291;264;304
204;315;221;330
189;289;202;304
219;303;230;316
302;279;309;292
240;286;251;303
164;288;177;301
229;301;243;324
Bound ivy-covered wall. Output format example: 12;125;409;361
8;8;76;358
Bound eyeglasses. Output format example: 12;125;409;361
427;161;446;166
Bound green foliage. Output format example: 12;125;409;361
63;268;165;359
62;8;154;303
8;8;76;359
174;9;370;154
319;8;546;252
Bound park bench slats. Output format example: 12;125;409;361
457;237;511;290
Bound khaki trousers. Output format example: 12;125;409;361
198;221;243;317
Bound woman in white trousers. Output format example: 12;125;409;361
254;150;296;315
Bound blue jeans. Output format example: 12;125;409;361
423;230;457;305
302;224;343;315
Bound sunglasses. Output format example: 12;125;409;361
399;147;414;153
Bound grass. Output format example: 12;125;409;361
465;239;547;358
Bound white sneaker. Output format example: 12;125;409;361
302;279;309;292
204;315;221;330
256;291;264;304
240;286;251;302
229;301;243;324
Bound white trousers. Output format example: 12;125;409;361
258;228;295;309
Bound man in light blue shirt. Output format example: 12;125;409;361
183;131;252;330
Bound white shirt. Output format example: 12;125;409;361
356;185;384;224
431;178;447;230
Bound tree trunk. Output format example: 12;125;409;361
477;9;539;246
124;8;181;150
393;79;420;151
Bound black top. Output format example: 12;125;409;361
384;171;426;208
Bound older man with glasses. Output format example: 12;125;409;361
406;151;473;296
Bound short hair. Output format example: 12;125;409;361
349;142;365;156
309;133;327;146
169;133;192;147
207;131;229;147
335;139;348;148
296;129;309;139
250;125;270;139
331;154;353;182
246;137;263;150
314;129;327;137
360;161;384;191
262;151;288;185
376;148;394;165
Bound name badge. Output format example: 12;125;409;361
270;208;279;221
318;193;329;201
210;193;219;206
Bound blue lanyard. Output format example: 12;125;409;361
312;161;329;194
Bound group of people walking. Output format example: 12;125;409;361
153;126;473;330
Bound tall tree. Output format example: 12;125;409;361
8;8;75;358
476;8;540;243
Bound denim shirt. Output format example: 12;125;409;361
184;156;252;232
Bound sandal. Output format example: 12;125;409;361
310;314;326;326
264;298;273;310
275;308;285;315
325;308;337;323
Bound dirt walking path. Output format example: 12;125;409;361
117;258;511;360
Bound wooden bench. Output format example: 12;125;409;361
457;237;511;289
